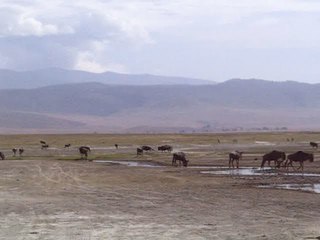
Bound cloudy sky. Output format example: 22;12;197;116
1;0;320;82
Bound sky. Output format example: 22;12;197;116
1;0;320;83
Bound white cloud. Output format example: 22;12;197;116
1;0;320;81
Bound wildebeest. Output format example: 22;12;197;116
172;152;188;167
12;148;17;157
260;150;286;168
137;148;143;155
310;142;318;149
0;152;5;160
285;151;314;171
40;140;46;145
141;146;154;151
158;145;172;152
115;144;119;149
79;146;91;160
41;144;49;150
19;148;24;156
64;144;71;148
229;151;243;168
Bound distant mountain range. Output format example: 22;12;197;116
0;68;215;89
0;77;320;133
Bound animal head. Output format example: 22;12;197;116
310;154;314;162
183;159;189;167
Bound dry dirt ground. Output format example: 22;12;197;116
0;133;320;239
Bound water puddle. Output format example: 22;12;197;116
189;166;247;169
94;160;163;168
255;141;275;146
201;168;320;177
259;184;320;194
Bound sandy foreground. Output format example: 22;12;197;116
0;158;319;240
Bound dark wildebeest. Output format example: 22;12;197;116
285;151;314;171
40;140;46;145
137;148;143;155
115;144;119;149
172;152;188;167
19;148;24;156
229;151;243;168
79;146;91;160
158;145;172;152
310;142;318;149
141;146;154;151
260;150;286;168
12;148;17;157
64;144;71;148
41;144;49;150
0;152;5;160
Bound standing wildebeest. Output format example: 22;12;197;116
310;142;318;149
79;146;91;160
64;144;71;148
115;144;119;149
172;152;188;167
260;150;286;168
19;148;24;156
40;140;46;145
229;151;243;168
137;148;143;155
158;145;172;152
12;148;17;157
285;151;314;171
141;146;154;151
41;144;49;150
0;152;5;160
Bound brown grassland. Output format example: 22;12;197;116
0;132;320;239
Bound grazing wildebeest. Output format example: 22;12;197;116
158;145;173;152
12;148;17;157
64;144;71;148
41;144;49;150
115;144;119;149
172;152;188;167
142;146;154;151
0;152;5;160
310;142;318;149
260;150;286;168
285;151;314;171
19;148;24;156
79;146;91;160
137;148;143;155
40;140;46;145
229;151;243;168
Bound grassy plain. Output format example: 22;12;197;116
0;132;320;239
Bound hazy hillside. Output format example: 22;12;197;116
1;79;320;133
0;68;214;89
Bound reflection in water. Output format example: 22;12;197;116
259;184;320;194
94;160;163;168
201;168;320;177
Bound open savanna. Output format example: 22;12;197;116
0;132;320;240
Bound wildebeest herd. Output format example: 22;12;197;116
0;139;317;171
